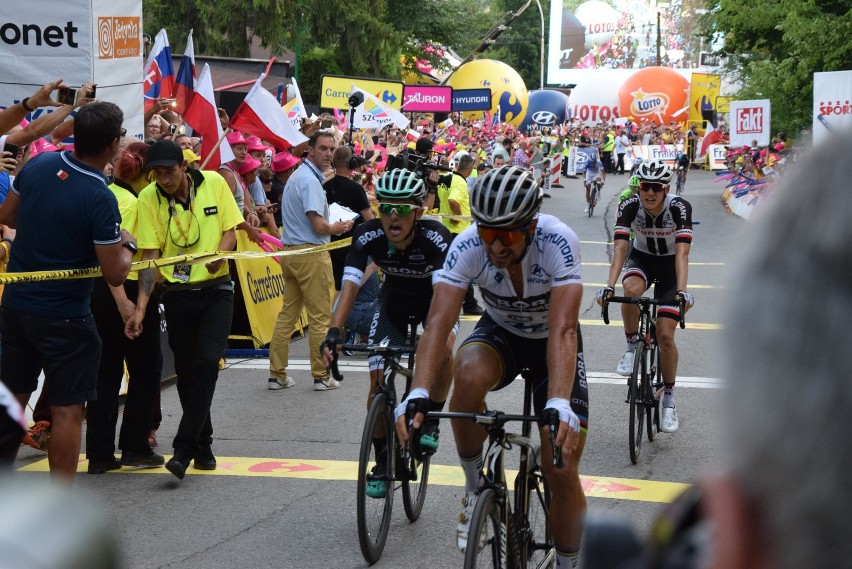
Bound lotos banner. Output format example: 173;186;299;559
729;99;771;147
813;70;852;145
0;0;144;137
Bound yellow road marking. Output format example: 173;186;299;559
18;456;689;504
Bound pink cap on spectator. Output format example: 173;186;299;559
30;138;59;157
245;136;267;152
227;131;247;146
238;154;261;175
271;151;299;173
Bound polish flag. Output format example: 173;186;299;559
143;29;175;111
173;29;196;115
700;121;723;157
183;63;234;170
229;75;308;150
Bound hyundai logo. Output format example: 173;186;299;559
532;111;558;125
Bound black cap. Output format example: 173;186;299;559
147;140;184;168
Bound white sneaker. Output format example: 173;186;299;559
268;376;295;390
584;204;589;213
457;491;478;553
616;349;635;376
661;407;679;433
313;377;341;391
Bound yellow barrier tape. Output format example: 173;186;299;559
0;238;352;285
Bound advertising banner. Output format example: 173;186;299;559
401;85;452;112
320;74;404;110
689;73;721;124
729;99;771;147
706;144;727;170
233;232;285;347
451;88;492;111
0;0;144;137
813;70;852;145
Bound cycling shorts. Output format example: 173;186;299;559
458;312;589;432
621;249;682;320
584;170;602;185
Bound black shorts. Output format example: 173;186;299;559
367;287;433;348
0;307;101;405
458;312;589;432
622;249;681;320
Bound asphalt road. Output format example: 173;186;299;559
13;167;748;569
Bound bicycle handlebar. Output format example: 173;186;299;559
339;343;414;357
601;295;687;329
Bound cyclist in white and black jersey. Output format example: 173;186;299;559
396;166;588;568
597;159;694;434
321;169;455;498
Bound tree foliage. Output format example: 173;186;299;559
703;0;852;137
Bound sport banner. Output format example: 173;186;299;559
706;144;727;170
813;70;852;145
689;73;721;125
234;232;285;347
729;99;771;147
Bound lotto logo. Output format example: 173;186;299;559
736;107;763;134
97;17;141;59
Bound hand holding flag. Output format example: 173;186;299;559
143;29;175;111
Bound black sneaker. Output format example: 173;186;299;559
121;450;165;469
194;446;217;470
165;451;192;480
87;456;122;474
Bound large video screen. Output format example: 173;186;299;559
547;0;705;86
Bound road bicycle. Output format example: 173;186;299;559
330;318;430;565
588;177;603;217
675;167;686;196
429;377;562;569
601;295;685;464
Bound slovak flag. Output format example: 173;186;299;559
230;74;308;150
173;29;196;115
143;29;176;111
183;63;234;170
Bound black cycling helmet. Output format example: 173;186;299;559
471;165;543;227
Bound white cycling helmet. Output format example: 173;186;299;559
636;159;673;184
471;165;543;227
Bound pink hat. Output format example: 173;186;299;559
30;138;59;158
237;154;261;175
271;151;299;173
226;131;247;146
245;135;267;152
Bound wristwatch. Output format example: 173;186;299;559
122;240;139;254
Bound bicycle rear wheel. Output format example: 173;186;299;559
357;392;394;564
628;344;645;464
519;458;554;569
401;450;430;521
464;488;506;569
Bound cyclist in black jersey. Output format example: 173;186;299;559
321;169;455;496
597;159;694;434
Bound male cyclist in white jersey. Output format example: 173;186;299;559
597;159;694;433
396;166;588;569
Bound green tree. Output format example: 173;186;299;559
702;0;852;137
480;0;550;91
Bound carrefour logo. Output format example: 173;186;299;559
627;88;670;118
531;111;557;125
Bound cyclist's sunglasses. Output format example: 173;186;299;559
377;203;417;217
638;182;667;193
477;223;532;246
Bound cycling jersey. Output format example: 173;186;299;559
614;194;692;256
342;218;452;296
676;153;690;168
436;214;582;339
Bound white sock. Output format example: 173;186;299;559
555;548;579;568
625;333;639;350
459;453;483;494
662;383;675;408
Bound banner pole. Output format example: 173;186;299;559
200;128;232;170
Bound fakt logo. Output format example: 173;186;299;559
736;107;763;134
98;17;141;59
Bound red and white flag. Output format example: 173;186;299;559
699;121;723;157
229;75;308;150
183;63;234;170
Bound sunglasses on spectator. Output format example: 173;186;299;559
477;222;534;246
638;182;666;193
378;203;417;217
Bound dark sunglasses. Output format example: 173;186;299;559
477;224;531;246
638;181;666;193
378;203;416;217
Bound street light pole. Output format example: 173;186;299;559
534;0;545;89
656;10;661;66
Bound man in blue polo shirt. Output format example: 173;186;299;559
0;101;136;482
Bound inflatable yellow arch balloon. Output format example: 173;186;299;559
445;59;528;126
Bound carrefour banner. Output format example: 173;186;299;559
689;73;720;124
0;0;144;137
813;70;852;145
729;99;771;147
233;232;285;347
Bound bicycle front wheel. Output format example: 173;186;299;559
628;344;645;464
520;460;554;569
464;488;506;569
588;187;597;217
357;392;394;564
647;345;662;441
401;448;431;521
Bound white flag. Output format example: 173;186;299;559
351;86;409;130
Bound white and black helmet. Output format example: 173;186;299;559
636;159;673;184
471;165;543;227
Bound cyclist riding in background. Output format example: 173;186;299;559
597;159;694;433
396;165;589;569
321;168;456;498
619;174;641;204
579;135;605;214
675;150;690;189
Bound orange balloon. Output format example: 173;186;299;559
617;68;690;126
